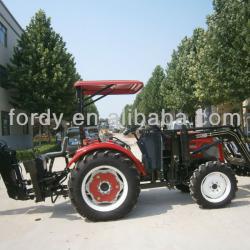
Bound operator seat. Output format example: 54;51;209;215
45;137;69;159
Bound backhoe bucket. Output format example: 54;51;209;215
0;146;28;200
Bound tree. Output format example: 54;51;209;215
131;89;145;125
8;10;80;118
132;89;144;112
120;104;133;127
161;36;199;122
143;65;165;118
195;0;250;107
85;97;99;126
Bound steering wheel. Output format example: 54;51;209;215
0;140;7;150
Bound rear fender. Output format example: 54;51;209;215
67;142;146;176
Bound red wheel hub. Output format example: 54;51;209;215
87;171;122;203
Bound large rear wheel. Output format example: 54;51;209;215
68;151;140;221
190;161;237;208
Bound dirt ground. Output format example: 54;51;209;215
1;135;250;250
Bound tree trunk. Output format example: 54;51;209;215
240;103;244;130
191;114;196;128
48;125;51;144
38;124;42;146
204;106;212;127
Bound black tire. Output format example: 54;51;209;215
68;151;140;221
190;161;237;208
175;184;190;193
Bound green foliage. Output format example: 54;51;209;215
143;65;165;117
120;104;133;127
131;90;145;124
161;0;249;116
7;10;80;117
16;143;60;161
121;0;249;123
0;66;8;88
85;97;99;125
122;65;165;125
132;89;144;113
161;29;206;117
195;0;250;105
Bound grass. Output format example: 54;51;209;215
17;143;60;161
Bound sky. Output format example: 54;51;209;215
3;0;213;117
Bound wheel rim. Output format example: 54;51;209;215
201;172;231;203
81;165;128;212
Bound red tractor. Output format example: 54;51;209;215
0;80;249;221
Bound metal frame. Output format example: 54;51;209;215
76;84;115;146
172;125;250;170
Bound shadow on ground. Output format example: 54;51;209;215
0;200;81;221
1;184;250;221
127;189;193;219
229;184;250;208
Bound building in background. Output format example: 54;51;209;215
0;0;32;149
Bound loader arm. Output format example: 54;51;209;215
193;127;250;167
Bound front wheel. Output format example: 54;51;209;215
68;151;140;221
190;161;237;208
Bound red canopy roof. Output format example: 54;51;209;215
74;80;143;95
